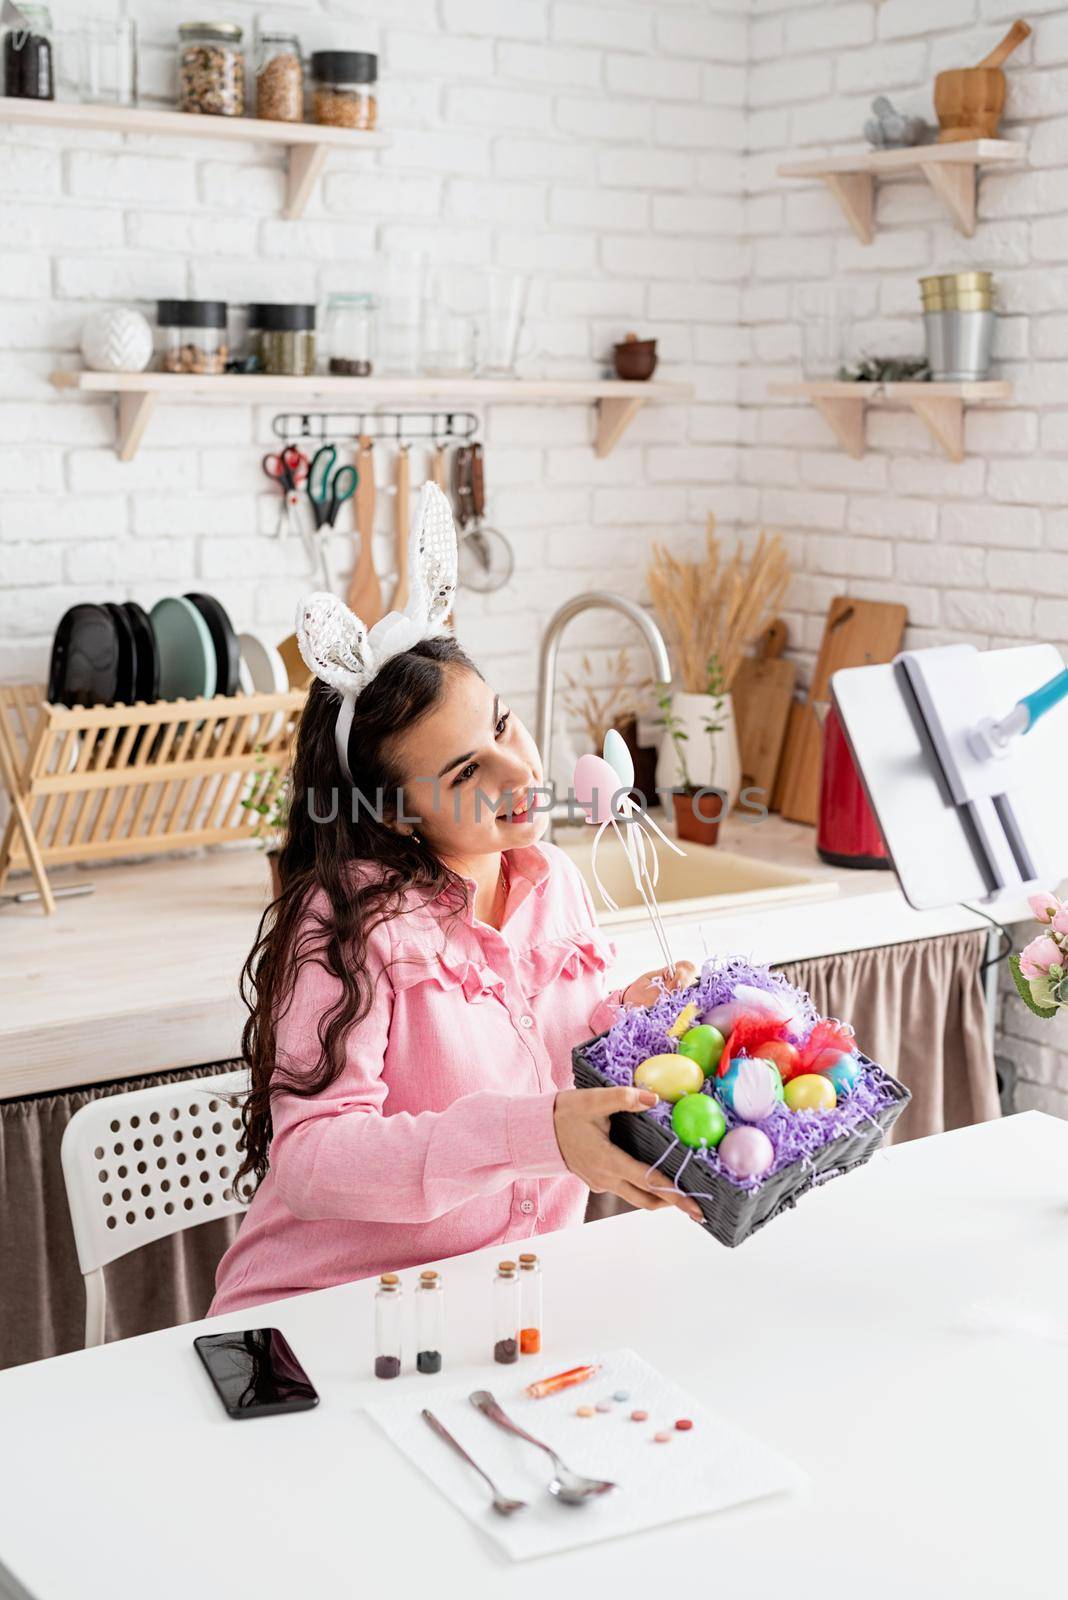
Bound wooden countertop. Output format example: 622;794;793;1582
0;818;1032;1100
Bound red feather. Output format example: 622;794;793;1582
797;1018;856;1074
720;1012;790;1076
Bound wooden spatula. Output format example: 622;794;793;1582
390;445;411;612
346;435;384;626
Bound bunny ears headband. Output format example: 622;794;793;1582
296;479;459;783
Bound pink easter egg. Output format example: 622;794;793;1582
718;1125;775;1180
573;752;628;825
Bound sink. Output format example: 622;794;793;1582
553;829;838;926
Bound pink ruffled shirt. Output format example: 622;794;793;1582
209;840;624;1315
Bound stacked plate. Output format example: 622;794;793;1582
46;595;288;714
918;272;995;380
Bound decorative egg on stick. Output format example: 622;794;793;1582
572;728;688;976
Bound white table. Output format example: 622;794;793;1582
1;1113;1065;1600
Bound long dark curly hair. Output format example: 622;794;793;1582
235;637;481;1189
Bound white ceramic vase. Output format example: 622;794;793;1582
655;690;742;812
80;307;153;373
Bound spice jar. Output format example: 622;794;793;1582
518;1253;542;1355
178;21;245;117
415;1269;444;1375
493;1260;519;1365
259;304;316;376
255;29;303;123
311;50;377;131
323;292;377;376
156;300;230;375
3;5;54;100
374;1272;402;1379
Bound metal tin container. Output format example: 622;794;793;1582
925;308;995;380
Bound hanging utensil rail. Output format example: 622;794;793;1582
271;410;480;445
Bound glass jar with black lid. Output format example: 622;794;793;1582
259;304;317;376
3;5;55;100
157;300;230;375
311;50;377;130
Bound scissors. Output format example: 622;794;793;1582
262;446;310;541
306;444;358;530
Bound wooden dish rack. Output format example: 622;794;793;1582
0;684;306;913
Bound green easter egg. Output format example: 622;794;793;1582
677;1024;726;1077
671;1093;727;1150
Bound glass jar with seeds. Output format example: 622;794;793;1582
259;303;317;376
178;21;245;117
310;50;377;130
255;28;303;123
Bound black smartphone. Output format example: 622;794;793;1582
194;1327;320;1420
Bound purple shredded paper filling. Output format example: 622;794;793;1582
585;955;898;1192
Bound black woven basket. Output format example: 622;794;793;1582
573;1035;911;1247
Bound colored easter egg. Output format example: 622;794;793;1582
671;1093;726;1150
784;1073;837;1113
634;1053;705;1103
718;1126;775;1180
667;1002;699;1039
731;1058;786;1122
573;752;629;825
824;1052;862;1099
602;727;635;790
676;1023;725;1075
716;1056;784;1115
758;1037;802;1083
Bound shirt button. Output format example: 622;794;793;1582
520;1199;535;1214
519;1014;534;1029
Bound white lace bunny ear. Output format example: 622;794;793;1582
295;592;375;695
406;480;458;632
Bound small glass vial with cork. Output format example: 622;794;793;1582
415;1269;444;1375
518;1253;542;1355
493;1260;519;1364
374;1272;402;1379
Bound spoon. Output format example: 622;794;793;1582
469;1390;617;1506
420;1408;527;1517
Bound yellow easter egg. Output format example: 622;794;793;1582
633;1053;705;1104
784;1073;837;1113
667;1002;699;1039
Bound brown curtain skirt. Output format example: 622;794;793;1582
586;929;999;1223
1;1062;243;1371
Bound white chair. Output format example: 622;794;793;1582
61;1070;252;1348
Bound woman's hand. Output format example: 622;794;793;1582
622;959;698;1009
553;1086;704;1221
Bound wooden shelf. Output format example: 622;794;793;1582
0;96;388;219
778;139;1024;244
50;370;693;460
769;380;1013;461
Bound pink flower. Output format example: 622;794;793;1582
1019;934;1062;979
1027;891;1061;924
1052;908;1068;937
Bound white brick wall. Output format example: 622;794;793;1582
0;0;747;770
744;1;1068;1111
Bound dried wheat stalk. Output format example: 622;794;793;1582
646;516;789;692
561;649;651;750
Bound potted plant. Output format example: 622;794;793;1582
655;679;727;847
647;516;789;812
240;749;291;899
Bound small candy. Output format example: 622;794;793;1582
576;1405;595;1417
634;1052;704;1104
630;1409;648;1422
614;1390;630;1402
824;1051;862;1099
654;1430;672;1443
595;1402;612;1413
666;1002;699;1039
784;1073;837;1113
676;1023;725;1076
671;1092;726;1150
675;1418;693;1432
719;1125;775;1180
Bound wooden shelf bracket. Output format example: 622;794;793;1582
918;159;976;237
810;393;866;458
823;172;874;245
285;145;329;221
769;381;1010;462
595;395;644;457
907;392;965;462
116;391;157;461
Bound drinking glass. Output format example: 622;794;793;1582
76;16;137;105
797;285;854;379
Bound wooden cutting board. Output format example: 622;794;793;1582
777;597;907;825
732;619;796;808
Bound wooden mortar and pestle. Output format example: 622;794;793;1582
934;19;1031;142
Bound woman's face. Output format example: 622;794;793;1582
387;665;547;862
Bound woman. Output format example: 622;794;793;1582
210;486;700;1316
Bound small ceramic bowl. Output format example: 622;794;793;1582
613;335;658;381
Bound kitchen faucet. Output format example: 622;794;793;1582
534;591;672;838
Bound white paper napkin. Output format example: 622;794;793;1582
363;1346;805;1561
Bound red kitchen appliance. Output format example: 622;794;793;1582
815;701;891;869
